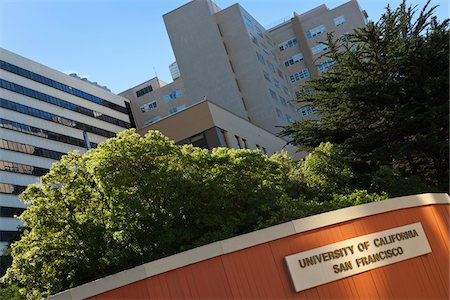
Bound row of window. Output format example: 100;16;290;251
0;206;25;218
0;118;97;148
276;108;294;123
284;53;304;67
300;105;317;116
243;14;274;47
136;84;153;97
0;230;20;242
164;89;182;102
0;60;128;114
318;59;336;72
278;37;298;52
269;89;297;115
305;15;345;40
0;139;65;161
0;79;130;128
0;161;49;177
1;98;116;138
306;24;326;39
168;104;186;115
311;43;329;55
143;115;162;126
0;183;27;195
140;101;157;113
289;69;310;83
232;134;268;154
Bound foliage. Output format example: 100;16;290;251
298;142;353;197
283;0;449;194
1;130;386;298
0;283;24;300
292;190;388;218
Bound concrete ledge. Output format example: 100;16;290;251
49;193;449;299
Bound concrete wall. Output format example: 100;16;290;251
50;194;450;300
163;0;248;120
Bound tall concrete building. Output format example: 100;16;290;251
155;0;367;133
163;0;298;135
0;48;132;272
268;0;367;117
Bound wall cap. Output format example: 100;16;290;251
49;192;450;299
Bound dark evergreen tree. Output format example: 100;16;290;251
283;0;449;194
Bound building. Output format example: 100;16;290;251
0;48;132;273
141;99;305;160
268;0;367;118
49;193;450;299
163;0;298;134
155;0;367;133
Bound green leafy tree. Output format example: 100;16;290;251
283;0;449;194
299;142;353;197
2;130;386;298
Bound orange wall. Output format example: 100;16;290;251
89;204;449;299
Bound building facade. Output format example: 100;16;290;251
268;0;367;118
124;0;367;134
140;100;305;160
0;48;132;272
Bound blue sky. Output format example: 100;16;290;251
1;0;448;93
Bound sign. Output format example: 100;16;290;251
285;222;431;292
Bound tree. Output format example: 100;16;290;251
283;0;449;194
2;130;386;298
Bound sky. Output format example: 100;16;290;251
0;0;448;94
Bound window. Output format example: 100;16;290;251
266;35;274;47
0;206;25;218
274;79;281;90
267;61;275;73
0;79;130;128
263;70;271;82
0;119;98;148
164;89;182;102
285;114;293;123
140;100;157;112
1;98;115;138
256;51;265;65
0;161;48;177
334;15;345;26
277;69;284;80
284;53;304;67
0;60;127;114
318;59;336;72
255;26;263;38
241;138;248;149
143;115;161;126
278;37;297;51
276;108;283;119
243;15;254;31
136;85;153;97
269;89;278;101
300;105;316;116
250;34;259;46
289;69;310;83
262;46;271;56
341;32;350;42
306;24;326;39
279;96;287;106
168;104;186;115
233;135;242;149
311;43;329;55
